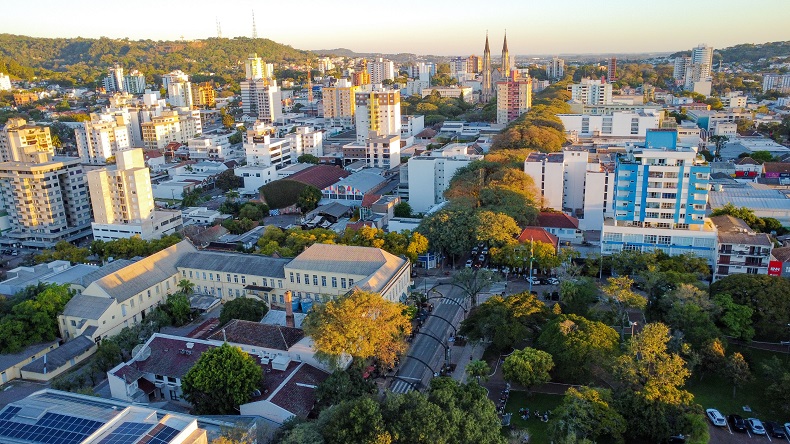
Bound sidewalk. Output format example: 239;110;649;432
450;342;485;383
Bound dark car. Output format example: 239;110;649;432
728;414;747;433
667;434;686;444
766;421;787;439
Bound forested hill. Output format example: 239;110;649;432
717;41;790;63
0;34;310;86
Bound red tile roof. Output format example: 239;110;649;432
269;363;328;418
763;162;790;174
288;165;351;189
133;336;217;379
537;212;579;230
361;193;381;208
517;227;559;251
206;319;304;351
144;149;163;159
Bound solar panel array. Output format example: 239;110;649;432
98;422;154;444
138;423;180;444
0;410;104;444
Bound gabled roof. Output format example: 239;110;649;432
763;162;790;174
0;341;57;372
175;250;289;279
85;241;197;302
772;246;790;262
361;193;381;208
287;165;350;189
269;363;328;418
287;243;395;278
537;212;579;230
518;227;559;250
736;156;760;165
132;335;216;379
711;215;773;246
74;259;136;288
62;294;115;319
206;319;304;351
21;335;95;374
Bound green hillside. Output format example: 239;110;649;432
0;34;311;86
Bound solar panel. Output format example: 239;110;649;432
39;392;116;410
98;421;154;444
0;411;104;444
0;406;21;420
138;423;180;444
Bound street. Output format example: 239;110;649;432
389;282;465;394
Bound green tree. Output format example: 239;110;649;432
558;278;599;316
710;274;790;340
548;386;626;444
178;278;195;296
238;202;268;221
393;202;412;218
314;369;377;412
93;340;123;373
296;185;322;212
459;294;539;353
502;347;554;390
319;396;389;444
712;293;754;341
297;154;320;164
417;206;476;265
219;298;269;326
765;372;790;416
222;112;235;129
451;268;498;308
164;293;191;326
303;290;411;368
465;359;491;384
35;241;90;264
612;323;694;442
724;352;752;398
215;169;244;191
182;343;263;415
537;314;619;383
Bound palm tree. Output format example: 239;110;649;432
178;279;195;296
466;359;491;384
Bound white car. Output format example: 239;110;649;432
705;409;726;427
465;259;473;268
747;418;766;435
547;277;559;285
784;423;790;437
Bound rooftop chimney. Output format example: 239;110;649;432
284;291;295;328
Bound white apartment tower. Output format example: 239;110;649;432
103;64;125;93
407;143;483;213
88;148;182;241
763;74;790;93
0;117;54;163
546;57;565;80
366;131;400;170
355;88;401;143
123;70;147;94
75;112;133;164
367;58;395;84
163;70;193;108
285;126;324;158
140;109;202;151
569;78;613;105
244;122;292;168
323;79;358;128
0;73;11;91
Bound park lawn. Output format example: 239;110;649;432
504;391;564;443
686;344;784;420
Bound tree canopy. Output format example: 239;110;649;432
181;343;263;415
219;298;270;326
502;347;554;389
460;291;546;352
537;314;619;383
710;274;790;341
303;290;411;368
548;386;626;444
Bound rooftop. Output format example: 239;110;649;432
327;171;387;193
206;319;304;351
525;152;564;163
175;250;289;279
710;215;773;246
517;227;559;249
537;212;579;230
287;243;401;280
0;341;57;373
287;165;351;189
21;334;95;374
771;246;790;263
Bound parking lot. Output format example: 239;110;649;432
708;422;790;444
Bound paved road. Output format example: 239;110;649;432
390;283;465;394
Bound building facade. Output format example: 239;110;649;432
711;215;772;281
496;77;533;124
367;58;395;84
75;112;133;164
366;132;400;169
355;88;401;143
558;109;662;138
322;79;358;128
569;78;613;105
407;143;482;213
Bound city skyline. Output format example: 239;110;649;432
1;0;788;56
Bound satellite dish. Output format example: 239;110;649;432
132;344;151;361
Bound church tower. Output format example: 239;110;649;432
501;31;511;80
481;32;492;103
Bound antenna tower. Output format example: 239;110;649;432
216;18;222;38
252;10;257;39
307;61;313;105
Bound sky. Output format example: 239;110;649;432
2;0;789;56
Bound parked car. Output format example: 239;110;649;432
465;259;473;268
728;414;747;432
784;423;790;438
547;277;559;285
747;418;766;435
482;247;489;255
471;247;479;255
667;434;686;443
765;421;787;438
478;254;485;262
705;409;726;427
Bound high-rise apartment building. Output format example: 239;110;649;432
140;109;202;151
88;148;181;241
467;55;482;74
75;112;133;164
285;126;324;158
0;73;13;91
546;57;565;80
602;130;717;263
569;78;613;105
407;143;483;213
322;79;358;128
103;64;125;93
0;152;91;248
674;44;713;95
607;58;617;82
0;117;54;163
123;69;146;94
691;44;713;77
244;123;292;168
354;88;401;143
763;74;790;93
496;77;533;124
240;54;280;122
192;82;216;109
366;131;400;169
450;57;469;77
367;58;395;84
162;70;193;108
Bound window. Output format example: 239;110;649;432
234;275;239;283
341;278;347;289
322;276;327;286
290;272;294;283
313;275;318;286
218;288;223;297
332;277;337;288
278;280;283;288
189;271;193;278
658;236;671;245
241;276;246;284
202;272;206;280
296;273;301;284
349;279;354;286
209;273;214;281
226;274;231;282
262;278;267;286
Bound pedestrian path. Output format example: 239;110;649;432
451;342;484;383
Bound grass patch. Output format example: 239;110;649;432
686;344;785;420
259;179;308;209
503;391;564;443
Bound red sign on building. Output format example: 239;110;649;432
768;260;783;276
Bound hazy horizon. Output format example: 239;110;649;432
1;0;789;57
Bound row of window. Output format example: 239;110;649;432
289;272;353;289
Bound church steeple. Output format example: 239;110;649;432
501;31;510;80
481;31;492;103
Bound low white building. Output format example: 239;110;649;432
187;136;224;161
558;109;662;138
235;164;278;192
421;86;474;103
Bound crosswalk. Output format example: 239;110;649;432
389;379;414;394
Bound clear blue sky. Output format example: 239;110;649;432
2;0;789;56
